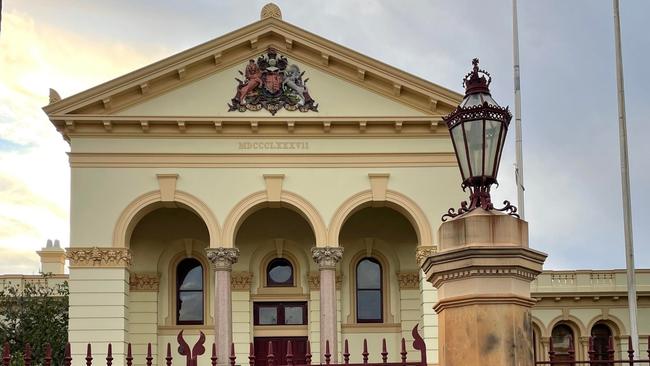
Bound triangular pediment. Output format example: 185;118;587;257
43;14;461;120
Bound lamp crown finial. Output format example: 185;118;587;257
463;58;491;95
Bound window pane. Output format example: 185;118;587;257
259;307;278;325
464;119;484;177
267;258;293;286
357;290;381;321
357;259;380;289
284;306;304;325
179;265;203;290
178;291;203;322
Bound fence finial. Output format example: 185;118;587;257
325;340;331;365
85;343;92;366
362;339;368;365
627;335;635;361
400;338;407;365
381;339;388;364
106;344;113;366
343;339;350;365
286;340;294;366
126;343;133;366
165;343;173;366
63;343;72;366
229;343;236;366
146;343;153;366
212;343;218;366
305;341;312;366
248;342;255;366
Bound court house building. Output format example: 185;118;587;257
34;4;649;365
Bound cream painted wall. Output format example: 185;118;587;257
69;165;462;248
113;61;429;118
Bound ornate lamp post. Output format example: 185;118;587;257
442;58;518;221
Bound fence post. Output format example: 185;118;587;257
627;336;634;365
381;339;388;364
362;339;368;365
64;343;72;366
229;343;236;366
106;344;113;366
213;343;219;366
305;341;312;366
325;340;331;365
23;343;32;366
166;343;173;366
400;338;407;366
44;343;52;366
343;340;350;365
248;343;255;366
267;341;275;366
286;340;294;366
126;344;133;366
2;342;9;366
85;343;92;366
146;343;153;366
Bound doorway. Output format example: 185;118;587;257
254;337;309;366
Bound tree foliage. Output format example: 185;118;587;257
0;275;69;365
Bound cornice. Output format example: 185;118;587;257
49;116;449;142
43;17;462;121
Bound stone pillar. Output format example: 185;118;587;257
206;247;240;366
67;247;131;366
419;209;547;366
311;247;343;363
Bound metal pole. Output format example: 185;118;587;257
512;0;525;219
612;0;639;353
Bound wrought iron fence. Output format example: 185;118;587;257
2;325;427;366
535;335;650;365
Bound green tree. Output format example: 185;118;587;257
0;275;69;365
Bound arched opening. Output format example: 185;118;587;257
591;323;614;361
340;206;418;326
235;207;315;366
129;206;210;326
551;323;576;364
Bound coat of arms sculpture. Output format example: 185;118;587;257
228;48;318;115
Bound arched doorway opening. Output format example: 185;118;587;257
338;206;418;361
128;206;210;359
234;206;316;366
550;323;576;365
591;323;614;361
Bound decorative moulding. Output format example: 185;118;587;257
307;271;343;290
157;174;179;202
67;247;132;268
397;271;420;289
231;271;253;290
130;272;160;291
415;246;437;266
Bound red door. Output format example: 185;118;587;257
254;337;308;366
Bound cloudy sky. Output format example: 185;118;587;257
0;0;648;273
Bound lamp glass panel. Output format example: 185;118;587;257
494;122;508;175
464;119;485;177
484;120;502;177
451;124;469;179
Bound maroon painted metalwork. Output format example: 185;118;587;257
63;343;72;366
166;343;173;366
126;343;133;366
305;341;312;365
325;340;331;365
441;58;517;222
146;343;153;366
44;343;52;366
23;343;31;366
230;343;236;366
286;341;294;366
106;344;113;366
1;323;433;366
85;344;92;366
2;342;9;366
536;333;650;365
177;330;206;366
212;343;218;366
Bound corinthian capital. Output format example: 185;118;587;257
205;247;240;271
311;246;343;269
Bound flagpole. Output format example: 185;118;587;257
512;0;525;219
612;0;639;353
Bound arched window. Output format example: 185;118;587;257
176;258;204;325
551;324;575;363
356;257;382;323
266;258;294;287
591;323;613;361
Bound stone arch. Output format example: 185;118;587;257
113;190;221;248
586;315;626;337
548;315;587;340
222;190;327;248
328;190;433;246
532;315;548;338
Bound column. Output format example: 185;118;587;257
206;247;240;366
311;247;343;363
420;210;547;366
67;247;131;366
